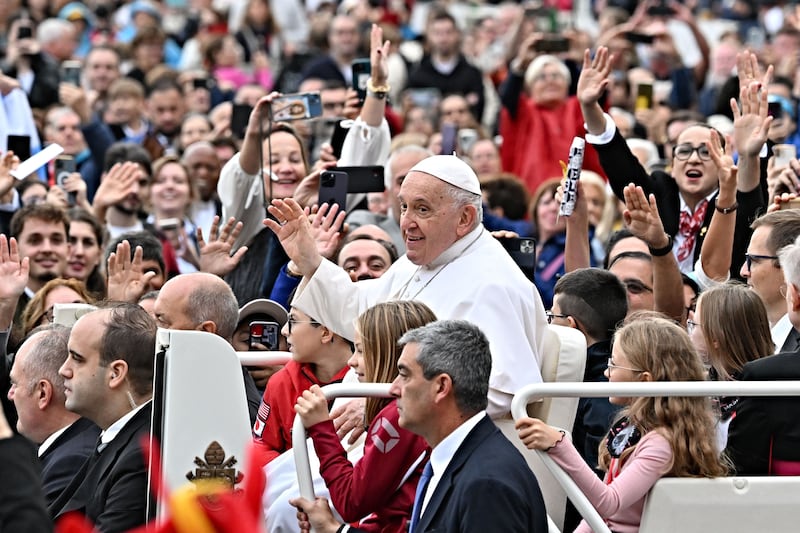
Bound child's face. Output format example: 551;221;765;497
282;307;322;364
348;329;366;382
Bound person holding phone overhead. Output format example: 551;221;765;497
498;32;607;196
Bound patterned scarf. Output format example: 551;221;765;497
676;199;709;262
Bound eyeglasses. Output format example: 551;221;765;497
42;307;55;324
287;317;320;334
607;357;643;373
623;279;653;295
673;143;711;161
533;71;566;83
545;311;569;324
744;253;779;271
686;319;698;334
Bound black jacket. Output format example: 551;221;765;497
407;54;485;124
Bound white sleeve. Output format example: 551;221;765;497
584;113;617;146
691;257;729;291
339;117;391;167
217;153;265;248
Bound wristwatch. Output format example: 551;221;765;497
648;234;674;257
366;77;390;99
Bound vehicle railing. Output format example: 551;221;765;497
235;351;292;366
511;381;800;533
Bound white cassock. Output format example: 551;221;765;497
293;224;548;417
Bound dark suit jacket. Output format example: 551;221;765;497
415;416;548;533
725;349;800;475
0;435;52;533
50;403;154;532
780;326;800;354
595;130;765;279
40;417;102;507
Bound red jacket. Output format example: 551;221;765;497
252;360;349;467
309;401;429;533
499;95;606;195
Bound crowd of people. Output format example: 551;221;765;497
2;0;800;531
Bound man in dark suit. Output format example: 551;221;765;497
726;234;800;475
50;303;157;531
8;324;99;506
292;320;548;533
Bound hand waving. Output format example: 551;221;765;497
0;235;29;303
309;203;347;260
198;216;249;276
731;75;772;157
577;47;613;107
106;240;157;303
622;183;669;248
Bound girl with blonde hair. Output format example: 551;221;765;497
517;317;728;532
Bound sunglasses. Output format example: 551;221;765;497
673;143;711;161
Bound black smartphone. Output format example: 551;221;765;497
6;134;31;161
647;1;675;16
330;120;349;159
635;83;653;111
768;101;784;120
351;58;371;105
17;24;33;39
440;123;458;155
625;31;654;44
331;165;385;193
61;60;82;86
270;92;323;122
501;237;537;282
319;170;349;210
535;36;570;53
231;103;253;139
54;155;77;206
249;320;280;350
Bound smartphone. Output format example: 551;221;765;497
404;88;442;110
647;2;675;16
231;103;252;140
625;31;654;45
157;217;182;232
17;24;33;40
768;101;784;120
331;165;385;193
501;237;537;282
635;83;653;111
6;134;31;161
319;170;349;210
330;120;349;159
351;58;371;105
249;321;280;350
270;92;323;122
535;36;570;53
61;60;82;86
773;144;797;169
458;129;479;154
54;155;77;206
440;123;458;155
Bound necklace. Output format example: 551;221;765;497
393;228;484;300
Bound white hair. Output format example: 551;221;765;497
385;145;433;189
626;138;661;171
779;235;800;290
37;18;73;45
524;55;571;89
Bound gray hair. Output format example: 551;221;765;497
385;144;433;189
445;184;483;228
186;275;239;340
398;320;491;415
779;235;800;290
524;55;571;89
37;18;73;46
21;325;71;399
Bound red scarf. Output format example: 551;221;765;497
676;200;708;262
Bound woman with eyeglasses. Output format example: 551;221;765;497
20;278;94;337
251;306;353;468
688;282;773;449
292;301;435;533
577;46;768;277
516;316;728;533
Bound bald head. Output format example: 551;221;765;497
154;273;239;340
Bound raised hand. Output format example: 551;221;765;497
736;49;771;91
61;171;90;210
707;129;738;200
369;23;391;85
731;79;772;157
106;240;157;303
0;151;20;197
0;235;29;303
264;198;323;277
93;162;143;212
622;183;670;248
198;216;248;276
309;203;347;260
577;47;613;107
